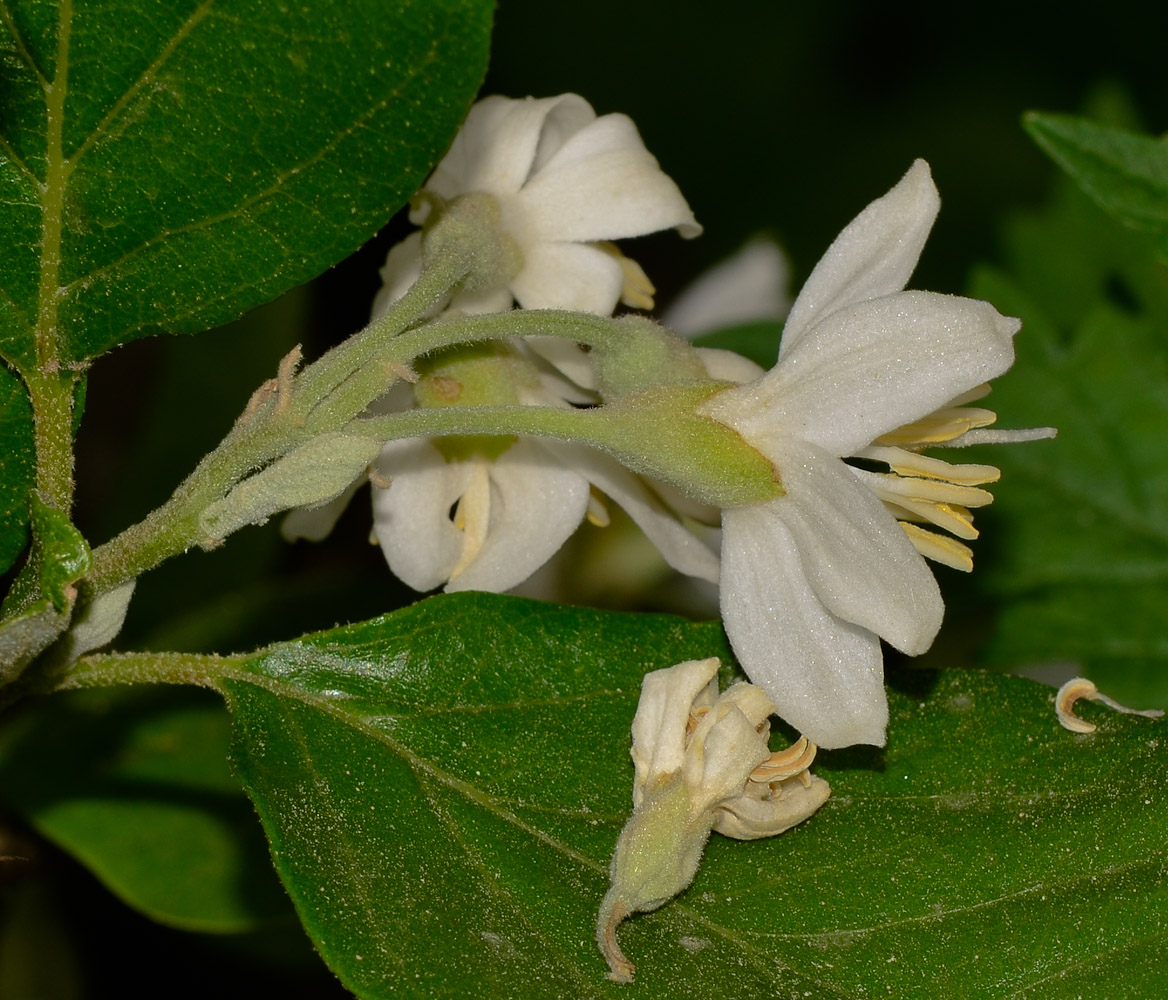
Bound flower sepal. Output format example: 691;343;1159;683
419;191;524;301
593;383;784;509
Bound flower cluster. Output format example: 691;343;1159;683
291;92;1052;753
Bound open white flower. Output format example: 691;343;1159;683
372;93;700;320
698;159;1054;750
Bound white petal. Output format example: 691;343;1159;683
704;291;1020;458
694;347;766;384
444;440;591;593
523;338;600;393
517;114;700;242
663;236;791;336
510;241;625;314
281;476;364;542
630;657;720;805
530;95;598;173
720;505;889;748
370;232;423;320
424;94;594;203
768;440;944;654
781;159;939;354
563;446;721;583
370;440;469;591
685;698;771;811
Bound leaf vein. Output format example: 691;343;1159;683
64;0;217;168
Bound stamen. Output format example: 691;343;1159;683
899;523;974;571
1056;677;1165;734
875;406;997;446
449;462;492;580
749;736;817;783
586;491;611;527
858;445;1000;486
595;241;657;310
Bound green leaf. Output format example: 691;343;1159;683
1024;112;1168;259
966;178;1168;707
0;0;492;370
0;686;293;933
222;593;1167;998
0;363;35;574
0;0;493;555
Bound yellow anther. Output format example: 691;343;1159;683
899;522;974;572
448;462;491;580
749;736;817;783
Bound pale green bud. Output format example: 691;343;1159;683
200;433;382;542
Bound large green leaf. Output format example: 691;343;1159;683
218;593;1167;999
0;0;493;572
965;178;1168;707
1024;112;1168;259
0;686;292;932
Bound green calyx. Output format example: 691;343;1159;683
415;343;533;463
420;192;523;300
592;383;784;508
592;316;709;399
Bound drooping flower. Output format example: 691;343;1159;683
369;347;719;593
698;159;1055;750
597;657;829;983
372;93;700;320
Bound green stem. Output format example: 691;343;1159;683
85;248;471;595
352;384;781;509
57;650;250;693
291;249;471;425
27;0;76;514
25;369;77;512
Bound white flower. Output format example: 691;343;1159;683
598;656;829;982
698;159;1055;750
372;93;700;319
371;377;720;594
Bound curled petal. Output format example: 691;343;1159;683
424;94;594;203
780;159;939;355
685;696;772;812
720;504;889;748
630;658;720;805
